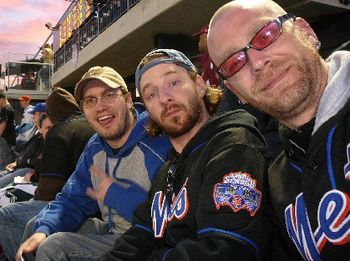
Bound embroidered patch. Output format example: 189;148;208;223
213;172;262;216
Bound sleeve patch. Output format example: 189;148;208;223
213;172;262;216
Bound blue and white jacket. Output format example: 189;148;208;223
34;110;171;236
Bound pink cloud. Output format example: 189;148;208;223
0;0;71;64
0;0;23;9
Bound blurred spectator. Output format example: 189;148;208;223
20;71;36;90
28;103;46;133
0;87;94;259
41;44;54;64
0;90;15;169
38;43;54;90
0;102;46;180
5;103;46;172
193;25;220;86
0;113;52;188
18;96;34;122
16;95;35;151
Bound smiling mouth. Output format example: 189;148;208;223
97;115;114;124
262;68;289;92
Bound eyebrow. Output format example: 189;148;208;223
83;88;120;99
141;69;178;93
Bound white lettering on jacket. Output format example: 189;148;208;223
151;178;189;238
284;190;350;260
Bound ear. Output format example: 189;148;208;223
125;93;133;108
195;75;207;98
294;18;320;48
224;81;247;104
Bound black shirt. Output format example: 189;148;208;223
0;104;16;146
35;113;94;201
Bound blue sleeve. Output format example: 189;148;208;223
34;146;99;236
104;181;148;222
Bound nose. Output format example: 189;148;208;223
246;47;271;74
94;97;108;111
159;87;174;104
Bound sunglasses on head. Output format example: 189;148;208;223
217;13;296;79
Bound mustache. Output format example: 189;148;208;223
253;59;292;93
161;103;183;118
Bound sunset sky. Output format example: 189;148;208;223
0;0;71;64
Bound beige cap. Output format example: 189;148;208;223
74;66;128;102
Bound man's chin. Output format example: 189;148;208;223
162;124;193;138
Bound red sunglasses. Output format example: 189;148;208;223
217;13;296;79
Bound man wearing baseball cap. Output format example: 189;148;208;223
1;103;46;181
16;95;35;150
29;103;46;133
104;49;273;260
0;112;52;189
18;96;34;121
17;66;170;260
30;102;45;114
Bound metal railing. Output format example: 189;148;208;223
4;59;53;92
54;0;140;71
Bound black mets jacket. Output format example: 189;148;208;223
268;100;350;260
104;110;273;260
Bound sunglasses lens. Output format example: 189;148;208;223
220;51;247;78
219;16;288;78
251;21;282;50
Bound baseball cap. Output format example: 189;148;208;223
192;25;209;37
19;95;31;102
74;66;128;102
29;102;46;114
135;49;197;92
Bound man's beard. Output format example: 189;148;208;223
103;105;131;142
152;93;203;138
248;49;321;122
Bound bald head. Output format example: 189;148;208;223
207;0;327;129
208;0;286;66
210;0;285;24
209;0;286;30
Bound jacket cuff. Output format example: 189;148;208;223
35;225;51;237
104;182;120;207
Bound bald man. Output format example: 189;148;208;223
208;1;350;260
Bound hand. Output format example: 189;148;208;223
15;232;47;261
86;164;113;204
22;171;35;183
6;162;17;172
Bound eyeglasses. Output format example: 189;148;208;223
217;13;296;79
81;89;123;108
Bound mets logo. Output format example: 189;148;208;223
285;190;350;260
151;178;189;238
213;172;262;216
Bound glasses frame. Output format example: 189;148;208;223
81;88;123;109
217;13;296;79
